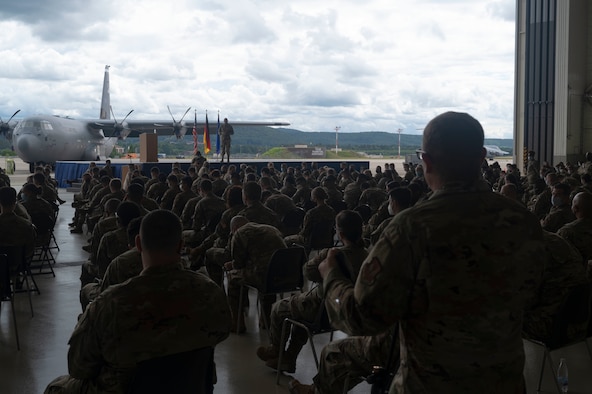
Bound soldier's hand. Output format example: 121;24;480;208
318;248;339;280
189;246;203;258
223;261;234;271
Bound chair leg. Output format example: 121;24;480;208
276;319;292;385
10;293;20;351
237;286;245;334
21;270;34;317
342;374;350;394
307;329;319;369
536;347;546;393
545;350;562;394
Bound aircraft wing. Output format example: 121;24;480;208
86;119;290;139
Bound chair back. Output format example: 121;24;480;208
0;245;27;275
354;204;372;224
128;346;214;394
547;282;592;349
282;208;305;236
307;220;335;251
262;247;305;294
0;254;10;300
329;200;348;214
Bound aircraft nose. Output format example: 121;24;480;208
17;135;29;153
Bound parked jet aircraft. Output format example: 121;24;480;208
0;65;289;171
484;145;510;158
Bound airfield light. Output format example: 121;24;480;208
334;126;341;155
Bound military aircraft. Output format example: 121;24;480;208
484;145;510;159
0;65;289;171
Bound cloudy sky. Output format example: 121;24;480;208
0;0;516;138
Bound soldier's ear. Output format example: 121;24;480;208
135;234;142;252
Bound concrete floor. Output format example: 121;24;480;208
0;188;591;393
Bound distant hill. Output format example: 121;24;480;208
0;126;512;158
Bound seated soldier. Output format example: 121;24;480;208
258;210;368;374
285;187;335;252
45;210;232;394
223;216;286;333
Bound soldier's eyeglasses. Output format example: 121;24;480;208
416;149;427;160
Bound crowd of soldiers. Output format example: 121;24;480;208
16;115;592;393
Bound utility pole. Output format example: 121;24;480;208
334;126;341;155
397;128;402;159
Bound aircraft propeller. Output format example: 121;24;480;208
160;105;191;139
108;107;134;139
0;109;21;139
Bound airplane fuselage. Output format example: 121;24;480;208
12;115;115;164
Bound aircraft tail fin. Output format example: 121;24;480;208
99;65;110;119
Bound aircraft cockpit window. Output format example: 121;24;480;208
41;121;54;130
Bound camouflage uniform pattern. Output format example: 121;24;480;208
95;227;131;278
358;187;388;213
159;187;181;211
180;196;201;230
323;180;545;394
523;231;588;341
557;217;592;264
237;201;280;228
45;263;232;394
0;212;36;261
171;190;197;218
219;122;234;159
227;223;286;326
313;328;395;394
100;248;143;291
541;205;576;233
343;183;362;210
183;194;226;246
269;244;368;352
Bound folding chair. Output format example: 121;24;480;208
127;346;214;394
281;208;305;237
0;248;35;350
523;282;592;393
29;212;57;277
237;247;306;336
305;219;335;258
276;300;335;384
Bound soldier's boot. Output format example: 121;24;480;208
256;344;280;362
288;379;316;394
264;343;301;373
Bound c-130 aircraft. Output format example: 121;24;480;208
0;65;289;172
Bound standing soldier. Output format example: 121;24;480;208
219;117;234;163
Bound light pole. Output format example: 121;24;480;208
397;128;402;159
334;126;341;155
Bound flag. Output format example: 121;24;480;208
203;111;211;154
192;111;198;155
215;112;221;155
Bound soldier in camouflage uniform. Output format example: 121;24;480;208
558;191;592;277
285;187;335;250
79;202;143;310
218;117;234;163
238;181;280;228
183;179;226;247
158;174;182;210
45;210;231;394
523;231;588;341
258;210;367;375
171;176;198;218
224;216;286;332
0;187;36;264
190;186;244;285
541;182;576;232
307;112;545;394
100;218;143;291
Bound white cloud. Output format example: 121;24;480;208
0;0;517;139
